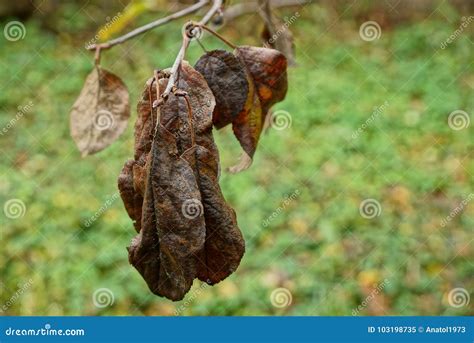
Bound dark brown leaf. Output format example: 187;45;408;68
117;159;144;232
70;67;130;157
194;50;249;129
120;62;245;301
128;72;207;301
182;145;245;284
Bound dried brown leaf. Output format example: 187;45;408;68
224;46;288;173
194;50;249;129
70;67;130;156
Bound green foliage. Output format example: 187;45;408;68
0;4;472;316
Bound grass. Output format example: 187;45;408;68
0;2;472;316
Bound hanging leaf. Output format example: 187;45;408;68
159;62;244;284
235;46;288;116
178;63;245;284
118;159;144;232
129;117;206;301
194;50;249;129
70;67;130;157
117;77;157;233
225;46;288;173
122;62;245;300
183;144;245;284
128;71;206;301
229;71;263;173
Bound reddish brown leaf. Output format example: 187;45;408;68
235;46;288;115
225;46;288;173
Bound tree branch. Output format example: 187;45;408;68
224;0;311;22
86;0;210;51
161;0;223;100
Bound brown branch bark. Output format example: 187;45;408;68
86;0;210;51
224;0;311;22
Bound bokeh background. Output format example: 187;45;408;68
0;0;473;316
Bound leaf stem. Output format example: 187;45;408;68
194;23;237;49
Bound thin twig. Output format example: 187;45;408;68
224;0;311;21
161;0;223;99
160;33;190;100
86;0;210;51
199;0;223;25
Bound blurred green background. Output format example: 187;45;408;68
0;0;473;316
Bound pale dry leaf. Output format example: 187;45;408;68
70;67;130;157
